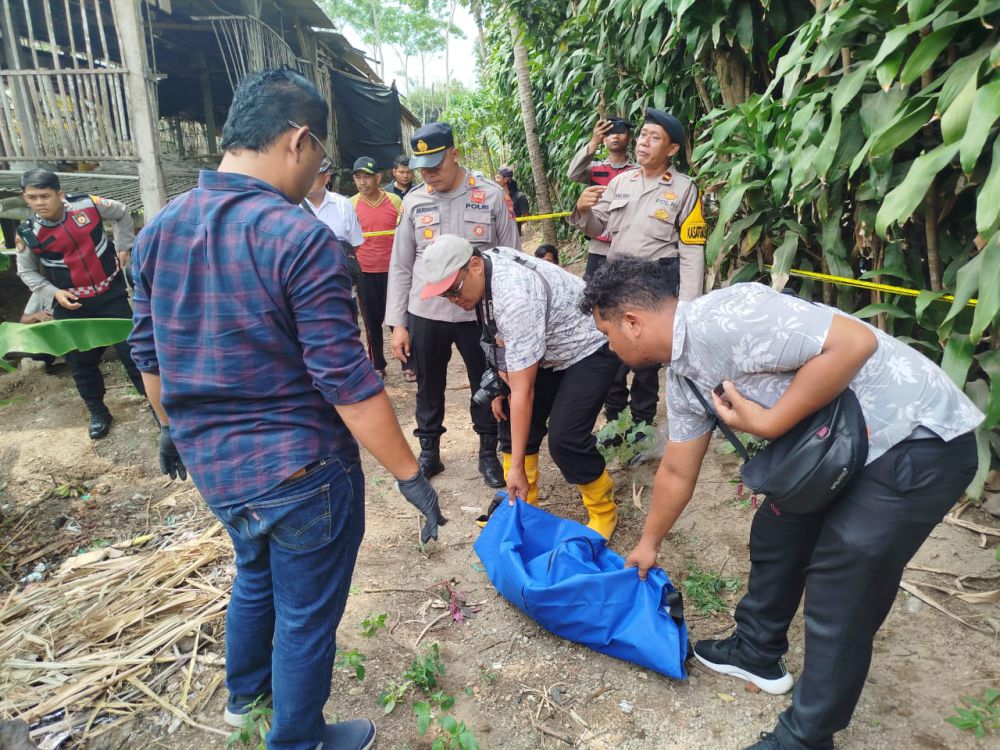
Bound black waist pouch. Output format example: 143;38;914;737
685;378;868;514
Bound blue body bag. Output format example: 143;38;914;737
473;495;688;679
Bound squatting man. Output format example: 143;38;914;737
581;257;982;750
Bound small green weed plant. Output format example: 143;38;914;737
683;564;742;615
946;689;1000;738
595;407;655;468
226;696;271;750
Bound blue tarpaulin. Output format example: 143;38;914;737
474;495;688;680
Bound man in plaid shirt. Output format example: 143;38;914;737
130;69;444;750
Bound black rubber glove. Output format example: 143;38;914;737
396;471;447;544
159;424;187;481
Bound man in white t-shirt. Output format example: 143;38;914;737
581;257;983;750
419;235;622;539
304;166;364;276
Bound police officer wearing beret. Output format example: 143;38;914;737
386;122;521;487
569;108;707;433
566;116;637;279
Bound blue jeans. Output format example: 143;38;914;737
210;457;365;750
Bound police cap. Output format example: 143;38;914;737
643;108;684;145
410;122;455;168
606;117;632;135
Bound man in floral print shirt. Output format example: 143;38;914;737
581;258;983;750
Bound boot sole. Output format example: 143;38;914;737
693;652;793;695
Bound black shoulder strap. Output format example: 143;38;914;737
682;377;750;463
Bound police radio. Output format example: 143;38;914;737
16;221;52;250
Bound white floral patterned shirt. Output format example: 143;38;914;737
666;283;983;464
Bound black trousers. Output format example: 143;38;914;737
356;272;388;372
52;276;146;414
410;314;496;439
497;345;620;485
583;251;607;281
732;433;978;750
602;257;678;425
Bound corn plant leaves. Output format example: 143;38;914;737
976;137;1000;234
0;319;133;366
875;142;961;237
970;232;1000;344
899;26;961;85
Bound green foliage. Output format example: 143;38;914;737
945;688;1000;738
0;319;133;369
334;648;367;680
595;407;655;468
404;642;446;692
360;612;388;637
682;564;742;615
226;696;271;750
481;0;1000;496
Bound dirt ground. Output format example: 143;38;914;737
1;247;999;750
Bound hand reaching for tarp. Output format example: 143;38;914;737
396;471;447;543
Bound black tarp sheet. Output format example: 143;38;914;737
331;72;404;170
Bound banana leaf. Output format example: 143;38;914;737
0;318;134;372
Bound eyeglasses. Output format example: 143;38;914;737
288;120;332;173
441;266;469;299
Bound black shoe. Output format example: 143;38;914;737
744;732;783;750
693;635;793;695
477;434;504;488
418;436;444;478
89;412;113;440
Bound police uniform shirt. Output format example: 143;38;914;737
568;168;707;300
484;247;606;373
566;143;636;256
667;283;984;461
385;169;521;326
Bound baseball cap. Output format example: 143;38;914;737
352;156;377;174
410;122;454;169
606;117;632;134
419;234;475;300
643;108;685;145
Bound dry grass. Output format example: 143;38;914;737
0;521;232;745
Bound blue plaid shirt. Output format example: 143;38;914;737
130;170;383;507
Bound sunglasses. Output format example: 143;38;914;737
441;266;470;299
288;120;332;173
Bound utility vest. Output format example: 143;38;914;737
27;194;119;298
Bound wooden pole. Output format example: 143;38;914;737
110;0;166;217
198;51;217;154
1;1;41;165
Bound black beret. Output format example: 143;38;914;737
643;108;684;144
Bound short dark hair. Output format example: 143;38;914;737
580;258;676;320
20;169;60;192
394;155;410;168
534;244;559;264
220;68;328;152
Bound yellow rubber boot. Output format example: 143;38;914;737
501;452;540;506
578;470;616;539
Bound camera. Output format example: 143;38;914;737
472;368;510;407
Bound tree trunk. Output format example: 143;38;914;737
469;0;488;65
445;0;457;109
509;16;557;245
713;46;750;107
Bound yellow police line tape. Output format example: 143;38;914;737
772;266;977;307
358;217;978;309
360;210;574;238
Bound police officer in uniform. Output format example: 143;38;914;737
386;122;521;487
566;116;636;279
15;168;146;439
569;108;706;433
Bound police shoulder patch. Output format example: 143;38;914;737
680;198;707;245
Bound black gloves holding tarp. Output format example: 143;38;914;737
397;472;448;543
